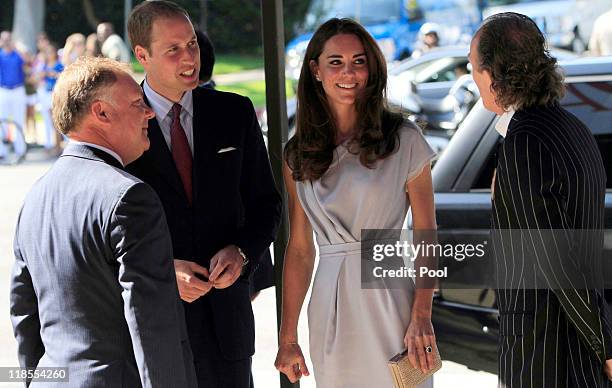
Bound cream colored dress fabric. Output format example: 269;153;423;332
296;122;437;388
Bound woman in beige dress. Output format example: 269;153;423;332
274;18;439;387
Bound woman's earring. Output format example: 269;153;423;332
315;75;321;82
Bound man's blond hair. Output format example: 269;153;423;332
52;56;129;134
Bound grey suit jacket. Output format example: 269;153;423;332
10;144;197;387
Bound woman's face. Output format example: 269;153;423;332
310;33;369;111
45;46;58;62
72;39;86;56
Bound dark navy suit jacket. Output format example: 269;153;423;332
127;87;282;361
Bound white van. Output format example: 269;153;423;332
484;0;612;53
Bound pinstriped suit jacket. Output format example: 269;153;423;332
492;104;612;387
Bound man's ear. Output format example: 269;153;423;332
134;45;149;65
91;100;111;124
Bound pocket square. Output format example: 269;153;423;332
217;147;237;154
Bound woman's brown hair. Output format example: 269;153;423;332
284;18;404;181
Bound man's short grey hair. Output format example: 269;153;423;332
52;56;129;134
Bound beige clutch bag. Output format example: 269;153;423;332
387;347;442;388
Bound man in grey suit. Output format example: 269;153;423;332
10;56;197;387
469;12;612;386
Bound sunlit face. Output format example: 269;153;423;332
104;72;155;164
135;16;200;103
44;45;58;62
468;36;503;115
310;33;369;112
424;32;439;48
96;23;112;43
72;38;86;56
0;31;13;50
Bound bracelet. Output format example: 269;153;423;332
280;342;298;346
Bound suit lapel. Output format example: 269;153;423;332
192;88;217;201
142;91;190;201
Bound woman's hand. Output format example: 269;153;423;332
403;315;437;373
274;343;310;383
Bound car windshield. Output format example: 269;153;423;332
302;0;401;30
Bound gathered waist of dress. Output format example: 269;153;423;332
318;241;362;259
318;239;400;259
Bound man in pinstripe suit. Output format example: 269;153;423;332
468;12;612;387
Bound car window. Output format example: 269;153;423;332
563;80;612;188
398;56;468;84
414;57;468;84
471;80;612;190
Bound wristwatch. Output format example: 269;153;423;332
236;246;249;272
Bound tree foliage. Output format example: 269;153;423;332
2;0;311;54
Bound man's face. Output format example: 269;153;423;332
135;16;200;103
468;36;503;115
37;35;49;52
0;31;12;50
104;72;155;164
424;32;438;48
97;24;112;43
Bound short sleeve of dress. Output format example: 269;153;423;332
399;121;437;186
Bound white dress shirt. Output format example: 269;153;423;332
495;108;516;138
70;140;124;166
143;79;194;155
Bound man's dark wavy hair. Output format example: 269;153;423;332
284;18;404;182
476;12;565;110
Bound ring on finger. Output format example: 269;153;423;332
425;345;433;353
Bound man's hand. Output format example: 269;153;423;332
604;359;612;380
174;259;212;303
209;245;244;289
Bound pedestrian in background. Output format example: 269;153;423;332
97;22;131;63
40;42;63;152
0;30;27;162
412;22;440;58
85;33;101;57
61;33;86;66
589;7;612;57
196;29;216;89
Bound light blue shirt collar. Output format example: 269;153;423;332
143;78;193;120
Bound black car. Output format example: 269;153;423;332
429;56;612;374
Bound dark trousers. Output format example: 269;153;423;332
195;356;253;388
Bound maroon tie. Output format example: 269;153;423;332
171;103;193;205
